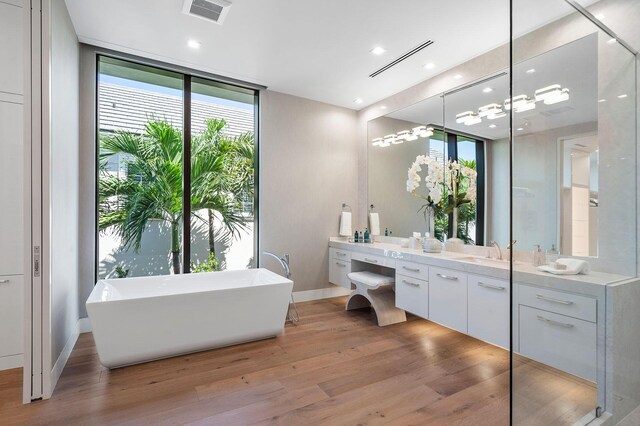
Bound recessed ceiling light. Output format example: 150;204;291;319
483;87;493;93
453;74;463;80
618;94;628;98
423;62;435;70
607;38;617;44
526;68;536;74
517;127;524;131
595;13;605;20
598;99;607;103
489;124;497;128
187;39;201;49
380;105;387;110
354;98;364;104
370;46;386;55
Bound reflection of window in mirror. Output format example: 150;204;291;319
560;134;598;257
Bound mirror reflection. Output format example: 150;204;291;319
367;33;598;257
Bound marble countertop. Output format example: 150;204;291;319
329;237;632;295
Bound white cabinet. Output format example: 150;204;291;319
429;267;468;333
0;2;24;95
0;101;24;275
519;305;596;381
0;275;23;359
396;275;428;319
329;259;351;289
468;274;509;348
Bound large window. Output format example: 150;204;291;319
97;56;258;278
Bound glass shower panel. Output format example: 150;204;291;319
511;0;637;424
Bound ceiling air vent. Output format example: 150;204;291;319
183;0;232;25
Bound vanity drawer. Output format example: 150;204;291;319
330;247;351;262
519;305;596;381
468;275;509;349
396;274;428;319
429;267;468;333
329;260;351;289
519;285;596;322
351;252;395;268
396;260;429;282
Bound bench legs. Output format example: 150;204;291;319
346;287;406;327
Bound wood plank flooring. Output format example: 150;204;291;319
0;297;595;425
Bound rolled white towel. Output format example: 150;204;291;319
339;212;352;237
537;258;590;275
369;213;380;236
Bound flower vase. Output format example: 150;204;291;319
423;206;442;253
445;206;464;250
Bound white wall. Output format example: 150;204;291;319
260;90;359;292
49;0;80;373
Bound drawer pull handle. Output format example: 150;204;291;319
402;266;420;272
337;252;347;257
537;315;574;328
436;273;458;281
335;262;346;267
478;282;505;291
536;294;573;305
402;280;420;288
364;258;378;264
0;279;9;284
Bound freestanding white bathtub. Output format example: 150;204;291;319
86;268;293;368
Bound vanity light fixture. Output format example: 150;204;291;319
419;126;434;138
396;130;410;141
543;88;570;105
478;103;503;118
506;94;536;113
535;84;570;105
371;138;384;147
370;46;386;55
456;111;475;124
384;134;397;145
187;39;201;49
464;113;482;125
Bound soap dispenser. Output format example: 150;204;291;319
364;228;370;243
354;230;359;243
384;227;389;236
533;244;546;267
547;244;559;263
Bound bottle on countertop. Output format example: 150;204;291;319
547;244;559;263
533;244;546;267
364;228;370;243
384;227;389;236
354;230;359;243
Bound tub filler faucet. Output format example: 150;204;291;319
263;251;298;323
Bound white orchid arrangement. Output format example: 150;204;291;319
407;155;477;216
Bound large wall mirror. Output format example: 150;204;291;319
367;33;600;257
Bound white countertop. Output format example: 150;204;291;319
329;237;632;295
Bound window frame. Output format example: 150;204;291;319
94;52;261;280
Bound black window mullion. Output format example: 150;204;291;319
182;75;192;273
475;140;485;245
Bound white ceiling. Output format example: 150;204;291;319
64;0;591;110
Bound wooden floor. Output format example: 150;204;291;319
1;297;595;425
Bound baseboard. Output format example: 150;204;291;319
78;317;92;333
292;286;351;303
0;353;23;371
50;318;83;396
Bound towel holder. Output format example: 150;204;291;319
341;203;352;212
369;204;376;213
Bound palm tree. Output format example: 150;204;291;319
99;119;254;274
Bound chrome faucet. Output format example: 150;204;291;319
490;240;503;260
263;251;291;279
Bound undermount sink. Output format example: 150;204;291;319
456;256;513;268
